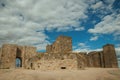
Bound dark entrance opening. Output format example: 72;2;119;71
16;48;22;68
16;57;22;68
61;67;66;69
31;63;33;69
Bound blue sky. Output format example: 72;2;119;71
0;0;120;56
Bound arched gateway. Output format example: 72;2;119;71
0;44;36;69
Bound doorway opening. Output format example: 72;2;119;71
16;57;22;68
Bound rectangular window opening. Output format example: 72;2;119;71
61;67;66;69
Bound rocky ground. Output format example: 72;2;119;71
0;68;120;80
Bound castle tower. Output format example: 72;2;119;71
46;35;72;53
103;44;118;68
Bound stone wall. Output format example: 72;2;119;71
78;52;88;67
46;45;52;53
87;51;103;67
24;46;37;68
86;44;118;68
0;44;36;69
0;48;1;59
35;59;78;70
0;44;17;69
0;48;1;56
0;36;118;70
27;52;86;70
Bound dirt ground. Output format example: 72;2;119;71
0;68;120;80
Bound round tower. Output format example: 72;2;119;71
103;44;118;68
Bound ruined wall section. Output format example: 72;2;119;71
46;36;72;53
0;44;37;69
103;44;118;68
87;51;104;68
0;48;1;59
87;52;96;67
35;59;78;70
24;46;37;68
0;44;17;69
30;52;85;70
0;48;2;67
99;51;104;68
54;36;72;53
16;46;26;68
87;44;118;68
46;45;52;53
78;52;88;67
92;52;102;67
76;53;86;69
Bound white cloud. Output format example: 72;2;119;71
88;13;120;40
74;46;102;53
74;42;120;55
91;1;103;9
74;27;85;31
88;0;120;41
0;0;90;51
73;43;91;53
90;36;98;41
0;0;118;51
116;47;120;56
90;0;115;18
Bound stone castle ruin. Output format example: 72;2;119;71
0;36;118;70
0;44;36;69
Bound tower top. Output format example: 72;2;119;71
103;44;114;48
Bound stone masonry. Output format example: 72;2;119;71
46;36;72;53
0;44;36;69
0;35;118;70
86;44;118;68
29;52;85;70
103;44;118;68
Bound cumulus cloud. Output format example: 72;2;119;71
74;42;120;55
88;13;120;40
73;43;102;53
88;0;120;40
0;0;91;51
73;42;102;53
91;1;103;10
90;36;98;41
0;0;118;51
90;0;114;15
115;47;120;67
116;47;120;56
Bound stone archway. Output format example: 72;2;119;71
16;48;22;68
16;57;22;67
